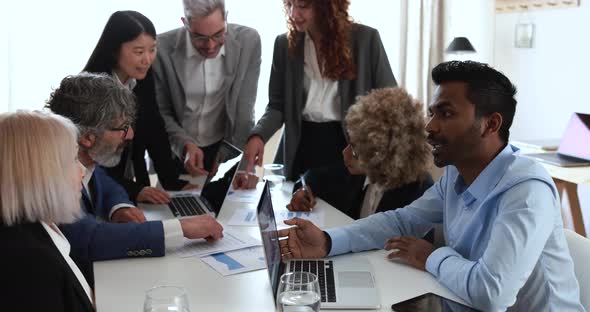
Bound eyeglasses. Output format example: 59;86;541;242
108;123;131;138
185;25;227;46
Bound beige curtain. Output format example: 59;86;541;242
398;0;444;108
397;0;444;181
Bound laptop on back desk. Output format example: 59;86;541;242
524;113;590;167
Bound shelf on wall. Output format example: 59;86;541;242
496;0;580;13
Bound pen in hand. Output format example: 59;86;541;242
286;175;316;211
300;174;313;211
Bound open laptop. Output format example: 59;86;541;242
257;182;380;310
142;140;242;221
524;112;590;167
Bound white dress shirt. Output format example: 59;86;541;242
358;178;385;218
183;31;227;147
112;71;137;91
41;222;93;304
302;33;341;122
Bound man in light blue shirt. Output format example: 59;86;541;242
278;61;584;311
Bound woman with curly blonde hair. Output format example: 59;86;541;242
244;0;397;180
288;87;433;220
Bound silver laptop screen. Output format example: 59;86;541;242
557;113;590;160
256;182;282;298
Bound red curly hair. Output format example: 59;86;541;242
285;0;356;80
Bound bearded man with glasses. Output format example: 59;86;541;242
47;73;224;287
153;0;261;180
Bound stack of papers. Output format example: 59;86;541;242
173;229;266;276
174;229;260;258
225;183;264;203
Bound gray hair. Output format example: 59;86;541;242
0;111;81;226
183;0;226;21
45;72;136;136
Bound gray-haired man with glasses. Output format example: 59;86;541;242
47;73;224;286
153;0;261;178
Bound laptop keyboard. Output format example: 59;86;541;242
168;195;207;217
289;260;336;303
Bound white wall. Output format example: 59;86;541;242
0;3;10;111
443;0;495;64
350;0;401;79
2;1;402;121
445;1;590;233
494;4;590;142
494;3;590;232
4;1;183;112
443;0;590;146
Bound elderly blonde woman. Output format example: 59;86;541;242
0;111;93;311
289;87;433;220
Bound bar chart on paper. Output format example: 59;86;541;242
228;208;325;227
201;246;267;276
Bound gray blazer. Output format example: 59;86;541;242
152;24;261;156
250;24;397;179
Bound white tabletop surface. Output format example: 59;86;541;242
94;183;463;311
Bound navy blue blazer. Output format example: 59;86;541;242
294;162;434;220
0;222;94;312
59;166;165;285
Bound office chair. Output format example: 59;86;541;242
564;229;590;310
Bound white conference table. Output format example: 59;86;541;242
94;183;463;311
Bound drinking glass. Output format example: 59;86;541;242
263;163;286;192
144;285;190;312
276;272;321;312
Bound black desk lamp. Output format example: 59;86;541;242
445;37;476;53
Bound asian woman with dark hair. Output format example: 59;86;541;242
84;11;193;204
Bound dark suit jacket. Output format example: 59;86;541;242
0;222;94;312
104;70;186;202
59;166;165;285
251;24;397;180
294;162;434;219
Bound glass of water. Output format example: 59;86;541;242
277;272;321;312
263;163;286;192
144;285;190;312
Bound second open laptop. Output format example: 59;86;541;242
142;140;242;221
256;182;380;310
524;112;590;167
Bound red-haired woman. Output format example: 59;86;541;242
244;0;397;180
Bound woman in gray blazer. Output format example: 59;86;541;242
244;0;397;180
